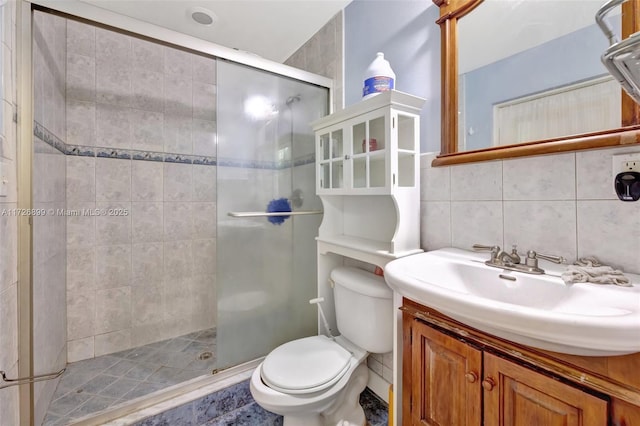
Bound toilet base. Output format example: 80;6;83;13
279;363;369;426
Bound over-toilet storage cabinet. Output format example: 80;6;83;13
403;298;640;426
311;90;424;260
311;91;425;409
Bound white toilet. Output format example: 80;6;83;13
250;266;393;426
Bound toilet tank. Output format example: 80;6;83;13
330;267;393;354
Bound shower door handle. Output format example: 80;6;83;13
0;368;66;389
227;210;323;218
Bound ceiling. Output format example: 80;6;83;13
79;0;351;63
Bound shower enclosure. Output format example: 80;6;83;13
216;61;327;369
28;8;329;425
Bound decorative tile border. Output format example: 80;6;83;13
34;121;315;169
33;121;66;154
217;158;285;170
294;152;316;167
96;148;132;160
65;144;96;157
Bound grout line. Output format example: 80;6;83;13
500;159;505;249
574;152;579;261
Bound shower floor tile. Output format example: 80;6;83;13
43;328;216;425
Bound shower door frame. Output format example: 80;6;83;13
16;1;333;423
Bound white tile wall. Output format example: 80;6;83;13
32;11;68;426
285;11;344;112
503;153;575;200
63;19;219;361
421;150;640;274
450;161;502;201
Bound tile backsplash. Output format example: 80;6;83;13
420;146;640;275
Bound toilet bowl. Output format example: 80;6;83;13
250;267;393;426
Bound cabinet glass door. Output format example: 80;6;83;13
397;114;416;187
368;117;385;188
351;115;387;189
318;129;344;189
352;122;366;188
330;129;344;188
319;133;330;189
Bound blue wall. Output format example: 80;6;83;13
462;22;618;150
344;0;442;153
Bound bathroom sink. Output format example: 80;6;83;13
385;248;640;356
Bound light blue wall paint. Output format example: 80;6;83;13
344;0;441;153
462;22;619;150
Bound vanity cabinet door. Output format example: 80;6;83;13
409;320;482;426
483;352;608;426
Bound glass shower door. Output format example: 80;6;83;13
216;61;328;369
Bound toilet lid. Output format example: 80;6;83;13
261;335;352;394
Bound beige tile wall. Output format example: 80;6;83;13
64;19;218;362
420;147;640;275
285;11;344;112
32;11;68;425
0;1;19;424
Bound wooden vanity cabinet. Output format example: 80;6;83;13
408;319;482;425
403;302;618;426
483;352;607;426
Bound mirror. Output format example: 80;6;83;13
433;0;640;166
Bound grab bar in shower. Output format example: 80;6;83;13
227;210;323;218
0;368;66;389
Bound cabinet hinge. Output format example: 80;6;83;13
392;116;395;129
393;173;396;186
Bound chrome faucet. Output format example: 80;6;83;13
473;244;521;266
472;244;564;275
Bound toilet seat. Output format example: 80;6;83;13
261;335;353;395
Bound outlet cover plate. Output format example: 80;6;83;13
612;153;640;179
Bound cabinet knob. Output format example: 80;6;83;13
482;378;496;391
464;372;478;383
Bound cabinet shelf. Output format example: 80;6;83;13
313;91;425;260
317;235;423;260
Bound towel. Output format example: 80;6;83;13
561;256;631;287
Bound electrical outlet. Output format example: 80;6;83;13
612;153;640;178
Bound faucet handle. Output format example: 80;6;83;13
473;244;500;262
526;250;566;265
472;244;500;252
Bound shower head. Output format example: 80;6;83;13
285;94;301;106
597;0;640;104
